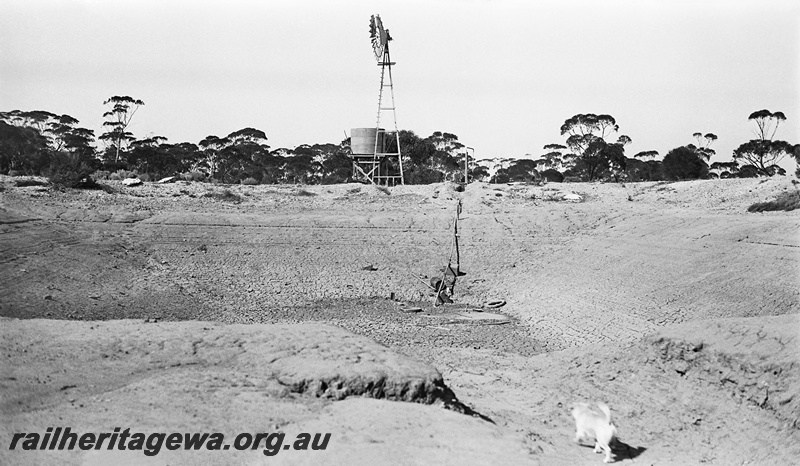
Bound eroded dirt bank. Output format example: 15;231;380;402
1;176;798;465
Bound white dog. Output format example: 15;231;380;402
571;402;617;463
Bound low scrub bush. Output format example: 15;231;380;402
45;153;99;189
747;190;800;212
181;171;207;182
202;189;242;203
541;168;564;183
91;170;112;181
15;179;48;187
108;169;137;181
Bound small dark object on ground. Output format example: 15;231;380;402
400;306;423;313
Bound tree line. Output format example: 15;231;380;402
489;111;797;184
1;96;798;187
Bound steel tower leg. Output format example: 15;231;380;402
373;45;403;185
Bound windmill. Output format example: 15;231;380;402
350;15;404;185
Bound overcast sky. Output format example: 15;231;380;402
1;0;798;167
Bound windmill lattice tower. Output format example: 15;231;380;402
351;15;404;185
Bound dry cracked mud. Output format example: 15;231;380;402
1;175;799;465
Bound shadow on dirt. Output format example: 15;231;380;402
615;440;647;461
464;406;495;425
442;390;496;424
578;440;646;462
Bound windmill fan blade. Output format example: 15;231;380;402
370;14;386;61
369;15;377;37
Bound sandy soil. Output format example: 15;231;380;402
1;175;798;465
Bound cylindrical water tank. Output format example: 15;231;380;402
351;128;384;155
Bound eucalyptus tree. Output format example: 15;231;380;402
284;152;318;184
313;142;352;184
223;127;270;182
559;113;630;181
198;135;227;176
0;110;97;174
691;132;718;161
733;110;793;176
99;96;144;163
47;114;80;151
663;146;709;180
469;164;490;182
47;114;96;158
709;161;739;178
1;110;58;133
201;128;270;182
541;143;575;172
625;150;663;181
633;150;659;160
426;131;464;181
129;136;169;176
0;110;94;156
0;121;50;173
392;130;439;184
504;158;541;182
749;109;786;141
428;131;463;154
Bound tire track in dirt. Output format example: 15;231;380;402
459;201;799;350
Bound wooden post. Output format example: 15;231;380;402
464;151;468;184
464;146;473;184
454;200;461;274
